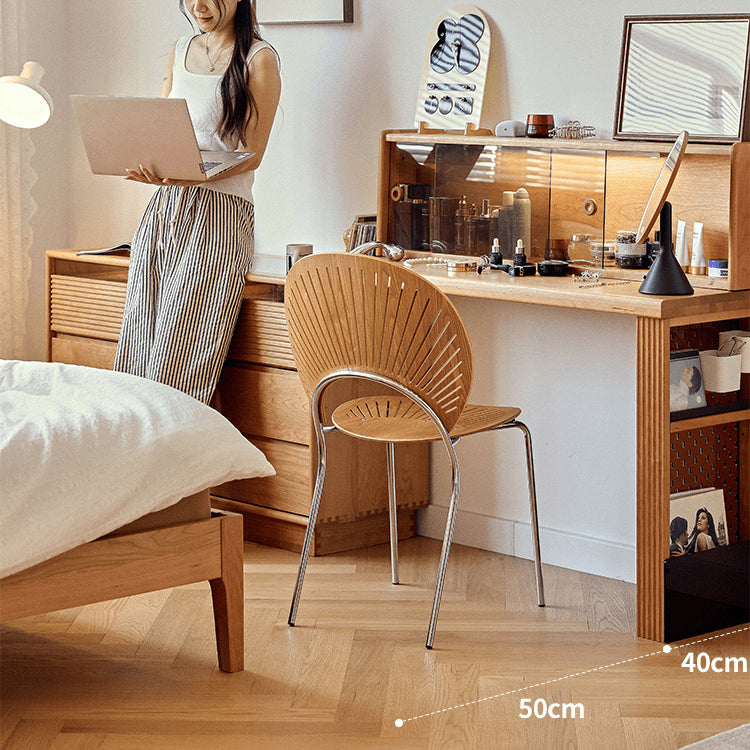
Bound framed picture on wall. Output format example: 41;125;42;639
255;0;353;24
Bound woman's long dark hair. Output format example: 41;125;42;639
686;507;720;553
180;1;264;144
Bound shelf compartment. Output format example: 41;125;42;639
670;403;750;432
664;540;749;642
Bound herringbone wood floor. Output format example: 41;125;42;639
1;538;748;749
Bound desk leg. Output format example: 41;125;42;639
636;317;671;642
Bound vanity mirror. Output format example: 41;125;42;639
635;130;688;244
614;14;750;143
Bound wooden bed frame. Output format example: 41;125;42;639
0;509;244;672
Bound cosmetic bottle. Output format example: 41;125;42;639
429;196;458;252
454;196;468;254
708;259;728;278
675;220;689;270
489;236;503;266
513;188;531;254
690;222;706;275
476;198;491;255
502;191;515;257
466;203;478;255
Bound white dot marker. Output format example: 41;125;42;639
662;645;672;653
395;719;404;728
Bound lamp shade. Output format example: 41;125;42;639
0;61;53;128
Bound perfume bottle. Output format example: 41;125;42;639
455;196;468;254
475;198;491;255
466;203;478;255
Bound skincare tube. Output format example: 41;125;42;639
675;219;689;270
690;222;706;275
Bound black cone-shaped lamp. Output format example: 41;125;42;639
639;201;694;296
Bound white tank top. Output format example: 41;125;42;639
169;35;279;203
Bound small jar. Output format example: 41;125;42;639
526;114;555;138
590;240;616;267
545;237;569;261
615;229;649;269
567;233;591;260
708;259;729;278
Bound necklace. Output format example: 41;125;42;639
204;33;232;72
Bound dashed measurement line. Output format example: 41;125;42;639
394;624;749;727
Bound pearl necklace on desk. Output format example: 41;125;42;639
403;257;451;269
403;257;476;270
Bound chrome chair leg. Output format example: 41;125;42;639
288;427;330;627
425;440;461;649
386;442;399;585
495;421;545;607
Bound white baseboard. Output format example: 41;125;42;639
416;505;636;583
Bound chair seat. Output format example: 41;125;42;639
331;396;521;443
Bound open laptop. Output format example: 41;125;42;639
70;95;253;182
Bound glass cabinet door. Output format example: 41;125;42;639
390;141;607;264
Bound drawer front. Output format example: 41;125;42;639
227;300;296;369
50;275;126;341
214;437;313;517
216;364;310;445
51;335;117;369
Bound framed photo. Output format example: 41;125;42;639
669;488;729;556
614;14;750;143
255;0;353;24
669;349;706;414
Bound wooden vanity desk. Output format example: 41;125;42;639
376;130;750;643
398;262;749;642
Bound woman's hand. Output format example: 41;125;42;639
125;165;203;187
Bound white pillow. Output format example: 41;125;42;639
0;360;275;577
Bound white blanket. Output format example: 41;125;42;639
0;360;274;578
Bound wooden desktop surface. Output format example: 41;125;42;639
247;259;749;322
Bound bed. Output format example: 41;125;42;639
0;360;275;672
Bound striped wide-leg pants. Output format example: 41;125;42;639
114;185;254;404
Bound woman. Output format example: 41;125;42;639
686;508;720;553
114;0;281;404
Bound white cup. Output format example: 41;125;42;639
699;349;742;393
286;243;313;274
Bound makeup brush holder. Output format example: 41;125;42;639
699;349;742;393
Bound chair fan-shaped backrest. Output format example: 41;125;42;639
285;253;474;431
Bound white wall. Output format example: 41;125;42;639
20;0;746;580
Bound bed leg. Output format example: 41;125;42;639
209;512;245;672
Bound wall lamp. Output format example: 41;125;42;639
0;61;53;129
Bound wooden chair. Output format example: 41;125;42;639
285;252;544;648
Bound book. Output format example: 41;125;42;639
76;243;131;256
669;349;706;413
669;487;728;556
